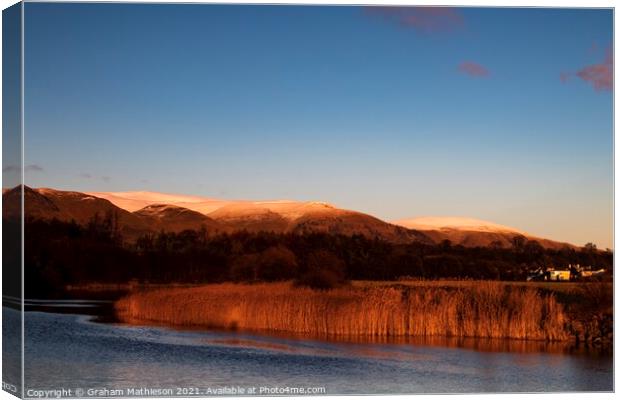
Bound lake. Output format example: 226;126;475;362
3;302;614;396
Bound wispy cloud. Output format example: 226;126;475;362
559;71;571;84
364;6;464;34
3;166;19;173
3;164;44;173
458;61;490;78
561;47;613;92
26;164;44;172
79;173;111;183
576;49;613;91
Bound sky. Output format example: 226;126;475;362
16;4;613;248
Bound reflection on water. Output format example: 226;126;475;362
16;304;613;395
205;330;606;356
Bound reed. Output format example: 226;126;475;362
115;281;569;341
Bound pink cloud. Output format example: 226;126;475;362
559;71;571;84
575;49;613;91
365;6;464;33
458;61;490;78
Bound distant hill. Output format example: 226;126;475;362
4;186;153;240
393;216;576;250
3;187;224;240
89;190;430;244
3;186;577;248
133;204;226;235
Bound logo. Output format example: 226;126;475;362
3;382;18;393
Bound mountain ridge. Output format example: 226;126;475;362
3;186;578;249
393;216;575;250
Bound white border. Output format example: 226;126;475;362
0;2;616;400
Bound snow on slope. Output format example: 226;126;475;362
393;216;526;234
12;188;574;248
86;191;223;213
88;191;337;221
87;191;420;243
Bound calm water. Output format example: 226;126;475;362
5;304;614;396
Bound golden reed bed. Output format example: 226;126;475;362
115;282;569;341
116;282;569;341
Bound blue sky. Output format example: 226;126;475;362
20;4;613;248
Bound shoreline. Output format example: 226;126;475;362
114;281;611;344
114;313;612;356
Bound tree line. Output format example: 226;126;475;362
18;215;613;297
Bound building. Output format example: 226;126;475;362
526;267;571;281
570;264;606;279
526;265;605;282
547;269;571;281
